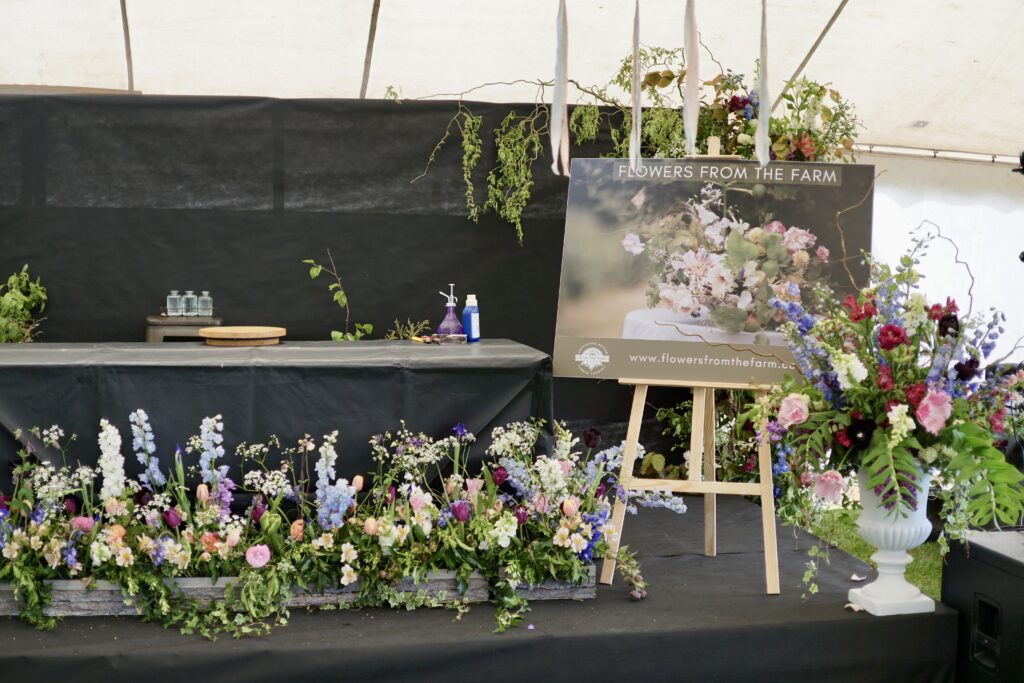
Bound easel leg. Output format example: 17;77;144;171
600;384;648;585
757;413;781;595
702;388;717;557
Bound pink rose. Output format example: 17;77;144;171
777;393;810;429
245;544;271;569
464;478;484;499
561;496;580;517
915;388;952;435
816;246;829;262
763;220;786;235
812;470;845;504
70;516;94;533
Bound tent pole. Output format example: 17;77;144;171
359;0;383;99
119;0;135;92
770;0;848;113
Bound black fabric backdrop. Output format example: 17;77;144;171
0;94;677;422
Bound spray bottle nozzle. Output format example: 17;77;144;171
439;283;458;307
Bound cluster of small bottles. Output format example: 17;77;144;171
165;290;213;317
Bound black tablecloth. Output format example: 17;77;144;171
0;340;553;483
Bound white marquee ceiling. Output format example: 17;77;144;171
1;0;1022;157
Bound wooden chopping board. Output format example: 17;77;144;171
199;326;286;347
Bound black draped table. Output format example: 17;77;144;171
0;340;553;480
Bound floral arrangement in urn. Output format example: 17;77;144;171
622;184;831;337
0;414;684;635
750;240;1024;612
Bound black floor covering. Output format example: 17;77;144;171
0;496;957;682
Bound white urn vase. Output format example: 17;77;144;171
847;467;936;616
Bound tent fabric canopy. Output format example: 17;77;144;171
1;0;1021;157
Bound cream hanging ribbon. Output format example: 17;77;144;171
754;0;771;166
628;0;642;171
550;0;570;175
683;0;699;156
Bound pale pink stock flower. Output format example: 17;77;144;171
777;394;811;429
621;233;645;255
245;544;271;569
916;388;952;435
559;460;572;477
812;470;845;504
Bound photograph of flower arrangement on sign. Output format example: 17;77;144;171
552;158;874;384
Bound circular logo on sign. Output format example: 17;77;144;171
574;343;610;375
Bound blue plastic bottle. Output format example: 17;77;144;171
462;294;480;343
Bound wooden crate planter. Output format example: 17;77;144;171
0;570;489;617
508;565;597;601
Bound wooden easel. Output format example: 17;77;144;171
599;378;781;594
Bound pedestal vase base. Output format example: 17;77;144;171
847;586;935;616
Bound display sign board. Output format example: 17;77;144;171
553;158;874;384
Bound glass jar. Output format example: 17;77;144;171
182;290;198;316
198;291;213;317
166;290;182;317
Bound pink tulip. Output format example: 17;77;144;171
362;517;379;536
561;496;580;517
352;475;365;493
464;478;484;499
195;484;210;505
531;493;549;514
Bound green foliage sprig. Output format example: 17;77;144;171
302;250;373;341
0;265;47;343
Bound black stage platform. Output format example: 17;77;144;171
0;497;956;682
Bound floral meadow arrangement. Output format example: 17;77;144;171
751;238;1024;551
0;413;685;636
621;182;831;338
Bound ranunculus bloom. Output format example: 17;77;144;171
876;365;893;391
583;427;602;450
225;528;241;547
289;519;305;540
464;478;484;499
107;524;126;542
245;544;271;569
561;496;580;517
195;484;210;505
70;516;94;533
200;531;219;552
362;517;379;536
878;323;909;350
916;388;952;435
450;500;471;523
162;508;182;529
491;466;509;487
777;393;811;429
812;470;845;504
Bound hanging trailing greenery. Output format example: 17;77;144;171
395;44;860;244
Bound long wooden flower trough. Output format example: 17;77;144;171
0;570;490;617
